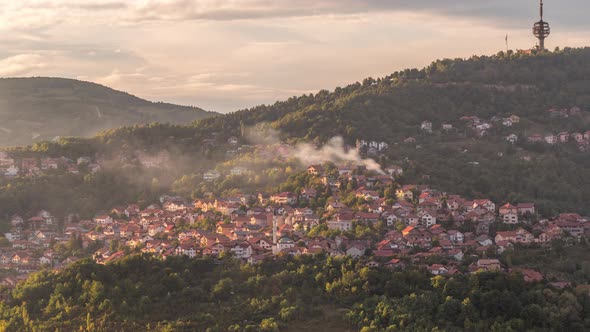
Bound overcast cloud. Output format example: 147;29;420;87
128;0;589;29
0;0;588;112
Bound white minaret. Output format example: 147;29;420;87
272;211;279;255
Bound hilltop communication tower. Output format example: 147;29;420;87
532;0;550;50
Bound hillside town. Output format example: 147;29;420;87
0;152;101;178
1;161;587;289
0;105;588;288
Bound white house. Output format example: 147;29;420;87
39;256;52;265
517;203;536;215
421;121;433;133
230;242;253;259
257;239;273;251
503;213;518;224
230;166;247;176
476;123;492;131
385;165;403;177
448;230;464;243
94;215;114;224
327;220;353;232
506;134;518;144
421;213;437;227
77;157;92;165
448;249;464;261
544;135;557;145
4;232;20;242
476;235;493;246
276;237;295;252
270;192;297;205
386;214;400;226
428;264;448;275
203;170;221;181
4;165;19;177
473;199;496;213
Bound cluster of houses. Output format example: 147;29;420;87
95;177;588;280
2;162;589;288
356;140;389;156
0;211;82;287
417;108;590;154
420;121;455;134
527;130;590;151
203;166;258;181
0;152;100;178
419;115;518;138
425;259;545;283
547;106;582;118
458;116;493;137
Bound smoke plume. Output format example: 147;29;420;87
243;124;384;174
293;137;384;174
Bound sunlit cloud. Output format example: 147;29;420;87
0;54;46;76
0;1;125;32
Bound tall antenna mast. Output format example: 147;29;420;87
532;0;550;50
505;34;509;52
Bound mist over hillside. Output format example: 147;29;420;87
0;77;218;147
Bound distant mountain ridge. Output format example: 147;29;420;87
0;77;218;147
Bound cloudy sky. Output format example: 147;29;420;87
1;0;589;113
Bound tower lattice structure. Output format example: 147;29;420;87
533;0;550;50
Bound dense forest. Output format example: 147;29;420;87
0;254;588;331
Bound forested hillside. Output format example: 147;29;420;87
5;48;590;216
0;77;217;147
191;47;590;142
1;254;588;331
